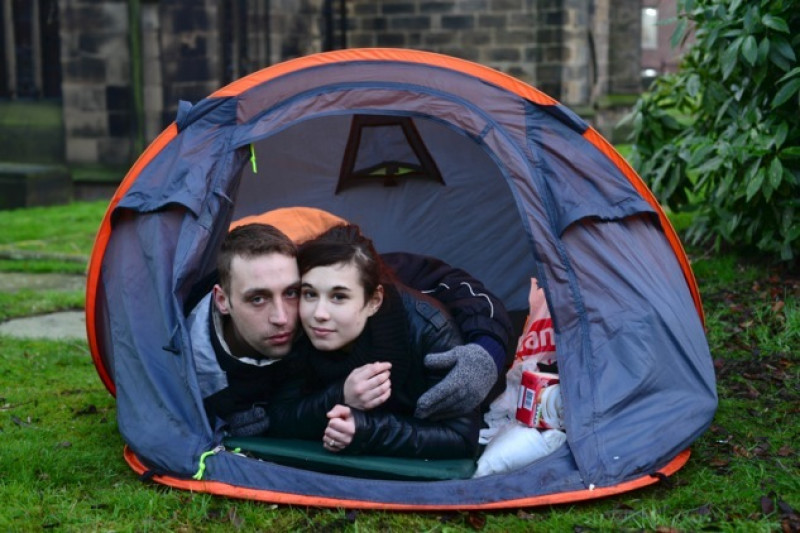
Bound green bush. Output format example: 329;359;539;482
625;0;800;262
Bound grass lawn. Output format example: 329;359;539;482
1;201;798;531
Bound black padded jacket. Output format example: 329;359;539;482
266;283;481;459
382;252;514;374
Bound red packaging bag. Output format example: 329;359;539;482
514;278;557;367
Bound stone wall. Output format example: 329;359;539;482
56;0;643;166
596;0;642;141
59;0;132;165
607;0;641;94
346;0;540;84
141;2;164;142
537;0;593;107
158;1;224;126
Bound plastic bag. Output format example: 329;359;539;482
474;423;567;477
480;278;558;443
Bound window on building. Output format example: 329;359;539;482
0;0;61;99
641;7;658;50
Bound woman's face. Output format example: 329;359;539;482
299;261;383;351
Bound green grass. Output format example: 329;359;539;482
615;143;633;160
0;100;65;164
0;201;798;531
0;289;85;322
0;200;103;318
0;200;106;261
0;100;63;127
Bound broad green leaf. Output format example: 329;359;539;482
741;35;758;66
650;118;664;139
786;210;800;237
661;114;682;130
721;45;739;80
780;241;793;261
746;168;765;201
651;160;670;189
769;49;792;71
714;99;733;126
777;66;800;84
783;206;797;232
667;166;684;200
743;5;759;33
746;159;761;182
687;144;716;167
771;78;800;108
705;25;720;50
757;37;770;63
763;176;774;202
671;18;688;49
694;156;724;174
686;74;701;97
772;37;796;62
768;158;784;190
779;146;800;159
722;29;743;40
726;213;741;234
717;173;734;199
774;121;789;149
732;82;746;102
762;14;789;33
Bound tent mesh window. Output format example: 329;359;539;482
336;114;445;193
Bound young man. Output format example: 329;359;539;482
188;224;300;435
188;223;514;436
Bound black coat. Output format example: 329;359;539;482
266;283;481;459
382;252;514;372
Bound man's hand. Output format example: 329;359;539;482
343;362;392;410
324;404;355;452
415;344;498;420
226;405;270;437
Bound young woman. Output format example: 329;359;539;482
266;224;481;459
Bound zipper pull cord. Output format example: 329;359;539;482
250;143;258;174
193;445;224;480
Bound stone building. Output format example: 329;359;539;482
2;0;648;169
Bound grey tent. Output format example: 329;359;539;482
86;48;716;509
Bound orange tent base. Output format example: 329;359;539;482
123;446;691;510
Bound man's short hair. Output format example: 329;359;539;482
217;224;296;292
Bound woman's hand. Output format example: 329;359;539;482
323;404;355;452
343;362;392;410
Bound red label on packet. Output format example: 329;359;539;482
516;371;560;428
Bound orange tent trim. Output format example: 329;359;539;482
212;48;559;107
124;446;690;510
85;123;179;396
582;127;704;325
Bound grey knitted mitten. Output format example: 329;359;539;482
415;344;498;420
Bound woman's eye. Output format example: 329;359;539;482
332;293;348;302
302;290;317;300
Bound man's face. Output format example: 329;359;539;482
213;252;300;359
